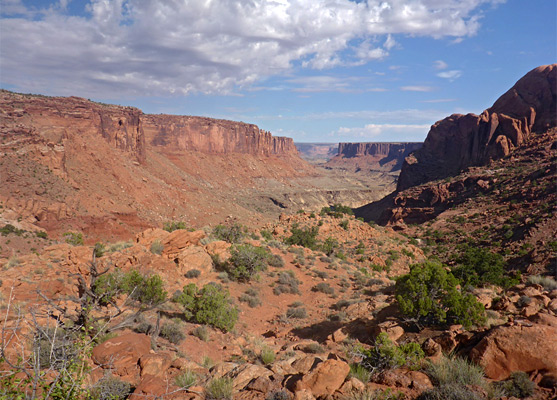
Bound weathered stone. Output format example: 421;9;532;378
295;359;350;397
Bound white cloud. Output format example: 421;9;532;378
437;70;463;80
401;86;434;92
333;123;430;139
433;60;448;70
1;0;501;96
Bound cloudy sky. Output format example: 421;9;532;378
1;0;555;142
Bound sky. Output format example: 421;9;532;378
0;0;555;143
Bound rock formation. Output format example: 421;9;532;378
143;114;298;156
397;64;556;191
326;142;422;173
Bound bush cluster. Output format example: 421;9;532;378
285;224;319;249
225;244;271;281
212;223;246;243
320;204;354;218
163;221;188;232
452;246;519;288
173;283;238;332
93;269;167;307
395;261;485;328
359;333;424;373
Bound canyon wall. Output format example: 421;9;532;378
397;64;556;191
337;142;422;159
0;90;146;162
143;115;298;156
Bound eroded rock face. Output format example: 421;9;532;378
327;142;422;172
143;114;298;156
469;323;557;380
397;64;556;191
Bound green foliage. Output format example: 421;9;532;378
417;384;484;400
425;355;485;388
260;229;273;241
160;321;185;344
93;242;106;258
268;254;285;268
340;220;349;230
321;237;339;256
36;230;48;239
192;325;210;341
452;247;518;288
320;204;354;218
206;377;234;400
212;223;246;243
342;388;405;400
496;371;535;398
286;306;307;319
527;275;557;290
185;269;201;278
260;347;276;365
350;363;372;383
274;271;300;295
163;221;188;232
90;376;132;400
226;244;270;282
285;224;319;249
0;224;25;236
395;261;486;328
150;239;164;255
312;282;335;295
303;343;325;354
63;231;84;246
174;283;238;332
92;269;167;307
360;333;424;373
175;369;198;389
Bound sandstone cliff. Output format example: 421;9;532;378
397;64;556;191
327;142;422;172
143;115;298;156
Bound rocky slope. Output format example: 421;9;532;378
0;90;318;242
397;64;556;191
327;142;422;172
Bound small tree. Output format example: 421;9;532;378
225;244;270;282
285;224;319;249
395;261;485;328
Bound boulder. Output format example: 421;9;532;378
139;352;173;378
295;359;350;397
175;245;213;274
92;333;151;381
469;323;557;380
162;230;206;259
136;228;169;247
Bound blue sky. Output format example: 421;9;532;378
1;0;555;142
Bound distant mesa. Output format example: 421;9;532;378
328;142;422;173
295;142;338;162
397;64;557;191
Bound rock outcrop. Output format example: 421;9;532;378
327;142;422;172
397;64;556;191
143;114;298;156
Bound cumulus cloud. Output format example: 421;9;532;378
0;0;501;96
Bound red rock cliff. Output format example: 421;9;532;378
143;114;298;156
337;142;422;158
397;64;557;191
0;90;146;162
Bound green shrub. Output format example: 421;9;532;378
150;240;164;255
163;221;188;232
285;224;319;249
417;384;484;400
452;247;518;288
186;269;201;278
226;244;270;281
239;290;261;308
90;376;132;400
93;269;167;307
395;261;486;328
260;230;273;241
260;347;276;365
94;242;106;258
0;224;25;236
192;325;210;341
303;343;325;354
360;333;424;373
425;355;485;388
312;282;335;295
36;231;48;239
274;271;300;295
340;220;349;230
206;377;234;400
349;363;371;383
268;254;285;268
496;371;535;398
213;223;246;243
527;275;557;290
174;283;238;332
320;204;354;218
63;231;83;246
108;241;133;252
286;306;307;319
160;322;185;344
321;237;339;256
175;369;197;389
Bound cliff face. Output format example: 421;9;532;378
397;64;557;191
0;90;146;163
337;142;422;159
143;115;298;156
327;142;422;173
